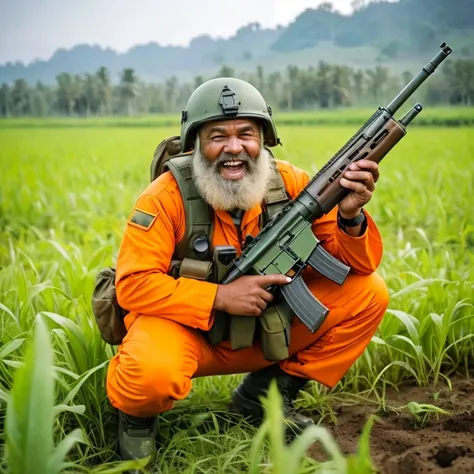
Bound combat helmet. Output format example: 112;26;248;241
180;77;280;152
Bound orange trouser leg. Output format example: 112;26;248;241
106;272;388;417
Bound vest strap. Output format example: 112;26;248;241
164;155;214;262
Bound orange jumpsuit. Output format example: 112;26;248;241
106;160;389;417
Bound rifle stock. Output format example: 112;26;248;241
219;43;452;334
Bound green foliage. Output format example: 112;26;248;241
405;402;450;429
4;314;85;474
0;117;472;472
1;56;473;117
248;382;378;473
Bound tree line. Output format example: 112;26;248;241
0;59;473;118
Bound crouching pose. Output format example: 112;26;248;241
105;77;389;466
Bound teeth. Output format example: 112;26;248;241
223;161;243;167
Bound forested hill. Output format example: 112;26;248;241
1;0;473;85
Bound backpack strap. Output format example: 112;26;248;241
260;159;291;226
150;135;182;182
163;155;214;262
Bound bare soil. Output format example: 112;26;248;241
309;376;474;473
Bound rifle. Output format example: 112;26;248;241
220;42;453;333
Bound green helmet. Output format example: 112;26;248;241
180;77;279;152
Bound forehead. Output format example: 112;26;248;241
199;118;260;135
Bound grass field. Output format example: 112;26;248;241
0;114;473;473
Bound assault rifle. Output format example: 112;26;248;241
220;43;453;333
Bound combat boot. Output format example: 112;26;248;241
229;364;314;436
118;410;158;471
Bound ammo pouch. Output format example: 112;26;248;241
259;301;293;362
91;267;128;345
91;260;212;347
228;299;293;362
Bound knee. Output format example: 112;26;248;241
365;272;390;319
107;352;193;417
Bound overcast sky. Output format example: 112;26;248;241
0;0;360;65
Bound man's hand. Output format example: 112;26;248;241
213;274;291;316
338;160;380;219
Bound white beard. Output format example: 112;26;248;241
191;136;274;211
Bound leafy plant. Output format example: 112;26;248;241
4;314;85;474
405;401;450;429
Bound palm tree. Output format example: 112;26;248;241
316;61;333;108
366;66;389;103
285;65;299;111
84;74;101;115
120;68;139;116
256;65;265;97
446;59;474;105
217;65;235;78
96;66;111;115
332;65;352;107
352;69;365;105
11;79;30;116
0;83;12;117
165;76;178;113
194;76;204;90
56;73;78;116
267;71;282;108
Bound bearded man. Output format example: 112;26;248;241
106;77;389;466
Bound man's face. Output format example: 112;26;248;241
191;117;272;211
198;118;262;181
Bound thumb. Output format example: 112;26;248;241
257;273;292;288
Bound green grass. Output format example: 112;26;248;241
0;119;473;473
1;106;474;129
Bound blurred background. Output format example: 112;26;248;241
1;0;473;117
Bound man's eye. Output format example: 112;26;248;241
211;135;225;140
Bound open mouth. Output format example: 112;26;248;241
220;160;247;180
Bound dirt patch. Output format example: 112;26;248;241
308;376;474;473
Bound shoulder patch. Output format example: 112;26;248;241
128;208;158;231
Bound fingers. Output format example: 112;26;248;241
342;171;376;191
256;273;292;288
259;288;274;303
349;159;378;171
348;160;380;183
340;176;373;195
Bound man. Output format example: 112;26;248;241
106;77;389;465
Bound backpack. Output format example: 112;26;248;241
91;136;292;359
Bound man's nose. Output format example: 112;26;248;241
223;137;244;155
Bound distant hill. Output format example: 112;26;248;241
1;0;473;85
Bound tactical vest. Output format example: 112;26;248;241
92;136;294;362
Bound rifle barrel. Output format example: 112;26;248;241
386;43;452;115
399;103;423;126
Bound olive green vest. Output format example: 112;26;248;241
92;137;293;361
160;149;293;362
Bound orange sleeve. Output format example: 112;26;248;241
278;161;383;275
115;183;218;331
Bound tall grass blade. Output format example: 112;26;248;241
4;314;86;474
4;315;54;474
